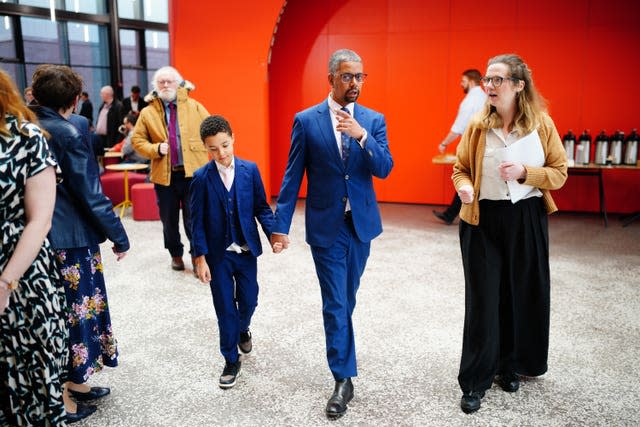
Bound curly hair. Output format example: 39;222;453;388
200;115;233;141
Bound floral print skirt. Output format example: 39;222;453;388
56;245;118;384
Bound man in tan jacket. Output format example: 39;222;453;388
132;66;209;271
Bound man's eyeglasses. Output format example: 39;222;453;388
338;73;368;83
480;76;518;88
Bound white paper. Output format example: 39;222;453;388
494;129;545;203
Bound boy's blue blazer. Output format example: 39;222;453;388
190;157;274;265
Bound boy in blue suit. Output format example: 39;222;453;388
190;115;279;389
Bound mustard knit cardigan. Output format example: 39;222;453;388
452;113;568;225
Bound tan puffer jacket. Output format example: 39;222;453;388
131;81;209;186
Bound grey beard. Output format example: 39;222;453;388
158;90;176;102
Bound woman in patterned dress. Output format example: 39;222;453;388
0;70;68;425
31;65;130;424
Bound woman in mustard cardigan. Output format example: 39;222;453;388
452;54;567;414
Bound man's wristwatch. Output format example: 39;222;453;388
0;277;19;291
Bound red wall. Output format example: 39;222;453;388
174;0;640;213
170;0;284;196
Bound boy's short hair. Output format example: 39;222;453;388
200;115;233;141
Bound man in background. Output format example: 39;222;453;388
95;86;123;150
433;69;487;225
132;66;209;272
122;85;148;116
77;91;94;127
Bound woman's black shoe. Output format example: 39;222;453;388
69;386;111;401
496;373;520;392
460;391;484;413
66;403;97;424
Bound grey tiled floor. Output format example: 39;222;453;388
75;203;640;426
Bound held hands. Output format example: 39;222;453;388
158;141;169;155
498;162;526;182
270;234;289;254
335;109;365;141
438;143;446;154
458;184;475;204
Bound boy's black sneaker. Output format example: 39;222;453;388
219;360;241;389
239;330;252;354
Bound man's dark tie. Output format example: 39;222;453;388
340;107;350;164
168;102;178;166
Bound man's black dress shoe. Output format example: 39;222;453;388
239;330;252;354
66;403;97;424
432;210;453;225
69;386;111;401
496;373;520;392
460;391;484;414
325;378;354;420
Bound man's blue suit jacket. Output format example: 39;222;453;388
190;157;274;266
274;100;393;248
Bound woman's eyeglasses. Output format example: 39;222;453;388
480;76;519;88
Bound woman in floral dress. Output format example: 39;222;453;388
0;70;68;425
31;65;130;423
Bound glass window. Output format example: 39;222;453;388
120;29;139;66
0;16;16;59
142;0;168;23
145;30;168;70
21;17;63;64
73;65;109;112
25;63;39;85
117;0;141;20
123;68;148;97
18;0;56;7
68;22;108;67
118;0;167;23
146;69;155;89
64;0;106;14
0;63;25;91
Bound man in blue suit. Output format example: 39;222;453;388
190;115;277;389
271;49;393;419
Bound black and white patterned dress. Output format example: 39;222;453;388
0;115;68;426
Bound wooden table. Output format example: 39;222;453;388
569;162;640;227
104;163;149;218
432;153;457;165
103;150;123;167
